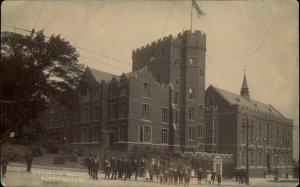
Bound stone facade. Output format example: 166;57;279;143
204;74;293;177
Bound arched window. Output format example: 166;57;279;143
207;95;214;107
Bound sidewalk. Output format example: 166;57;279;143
9;162;88;172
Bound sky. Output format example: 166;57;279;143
1;0;299;160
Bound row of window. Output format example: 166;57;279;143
81;86;101;103
141;103;203;122
240;121;292;147
72;126;101;143
74;105;100;124
109;102;127;120
240;151;292;167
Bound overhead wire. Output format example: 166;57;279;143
34;0;46;29
161;0;176;38
1;25;131;73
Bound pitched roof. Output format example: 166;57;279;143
210;85;284;117
88;67;118;82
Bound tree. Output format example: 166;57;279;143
1;30;86;138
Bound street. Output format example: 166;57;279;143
1;165;298;187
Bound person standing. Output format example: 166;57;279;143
104;159;111;180
206;171;212;184
92;156;99;180
25;150;33;172
130;159;138;180
1;156;9;177
211;170;216;184
110;156;117;180
87;154;93;177
140;159;146;177
217;172;222;186
197;168;203;184
117;157;122;179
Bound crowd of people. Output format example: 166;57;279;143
84;154;223;186
233;169;249;184
197;168;222;185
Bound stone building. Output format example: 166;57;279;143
205;73;293;177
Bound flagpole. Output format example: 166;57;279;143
191;0;193;32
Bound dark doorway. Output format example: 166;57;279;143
108;133;114;147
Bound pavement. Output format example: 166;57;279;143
1;163;299;187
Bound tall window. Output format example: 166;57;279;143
258;123;263;145
161;128;168;144
258;152;263;166
240;151;246;166
212;120;217;144
198;105;203;118
162;108;169;123
200;68;205;76
266;124;270;146
198;125;203;138
241;119;247;144
83;107;89;122
206;121;212;144
142;104;150;120
119;102;126;119
250;123;254;145
94;105;100;120
93;127;98;141
109;104;117;120
188;127;195;140
119;124;126;141
189;57;196;65
139;125;151;142
250;151;255;166
88;127;93;142
174;110;178;124
174;91;178;104
188;87;195;100
143;82;150;97
89;107;94;121
188;107;195;120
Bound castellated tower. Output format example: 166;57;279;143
132;30;206;152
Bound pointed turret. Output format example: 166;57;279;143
240;72;250;100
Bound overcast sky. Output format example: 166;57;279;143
1;0;298;160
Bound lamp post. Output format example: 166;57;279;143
242;113;250;185
63;136;67;162
274;154;279;182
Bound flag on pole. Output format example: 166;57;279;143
192;0;204;17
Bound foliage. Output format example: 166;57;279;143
1;30;86;137
3;150;25;162
53;155;65;164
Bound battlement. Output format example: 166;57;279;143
132;30;206;55
132;34;174;55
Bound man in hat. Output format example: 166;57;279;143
92;156;100;180
217;172;222;186
87;154;93;177
110;156;117;180
25;149;33;172
104;159;111;180
197;168;203;184
130;158;138;180
140;158;146;177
